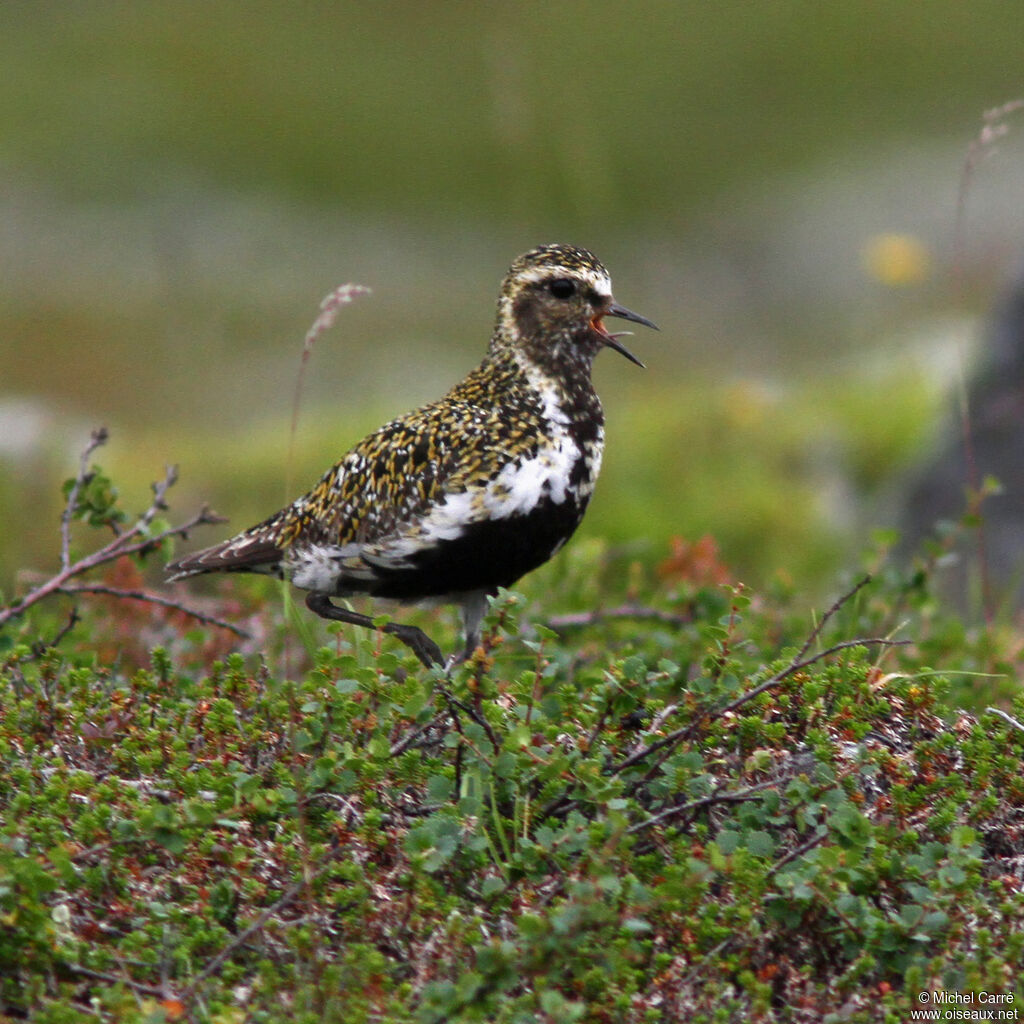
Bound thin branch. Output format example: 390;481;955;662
954;100;1024;622
65;963;168;999
56;584;248;638
674;937;734;990
627;779;780;835
985;706;1024;736
645;702;681;734
794;575;872;668
60;426;109;571
179;843;346;1002
31;608;80;656
711;636;911;721
439;685;501;754
580;695;620;753
546;604;691;632
955;101;1024;291
613;636;910;775
0;434;227;631
609;701;680;780
287;283;371;498
767;828;829;877
389;709;450;757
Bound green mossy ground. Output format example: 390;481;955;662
2;467;1023;1022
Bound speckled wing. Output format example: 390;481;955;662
282;387;557;590
168;369;552;591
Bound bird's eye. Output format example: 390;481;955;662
547;278;576;299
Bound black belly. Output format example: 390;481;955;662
363;496;588;601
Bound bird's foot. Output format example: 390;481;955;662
442;641;486;675
385;622;444;669
305;592;443;669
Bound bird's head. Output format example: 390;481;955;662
494;244;657;373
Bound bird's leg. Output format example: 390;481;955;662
305;592;443;668
443;590;491;672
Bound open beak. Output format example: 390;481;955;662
591;302;659;368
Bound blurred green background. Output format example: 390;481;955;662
4;2;1024;597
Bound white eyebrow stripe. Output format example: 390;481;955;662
514;266;613;293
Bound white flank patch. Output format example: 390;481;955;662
411;490;478;543
483;439;576;516
284;373;605;590
366;424;589;565
288;543;363;590
359;490;477;569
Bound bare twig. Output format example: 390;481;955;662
767;829;829;876
645;702;681;734
579;692;624;753
0;430;231;634
179;842;347;1003
389;708;451;757
31;608;80;656
613;635;910;776
60;426;109;570
709;636;911;721
986;706;1024;736
65;963;169;999
954;100;1024;622
793;575;872;669
955;101;1024;283
56;584;247;637
287;283;371;497
546;604;691;632
439;684;502;754
627;779;780;834
674;937;734;990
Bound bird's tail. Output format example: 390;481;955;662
166;532;283;581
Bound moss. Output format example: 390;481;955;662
3;461;1024;1021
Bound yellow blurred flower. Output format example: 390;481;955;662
721;379;776;428
861;233;931;286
